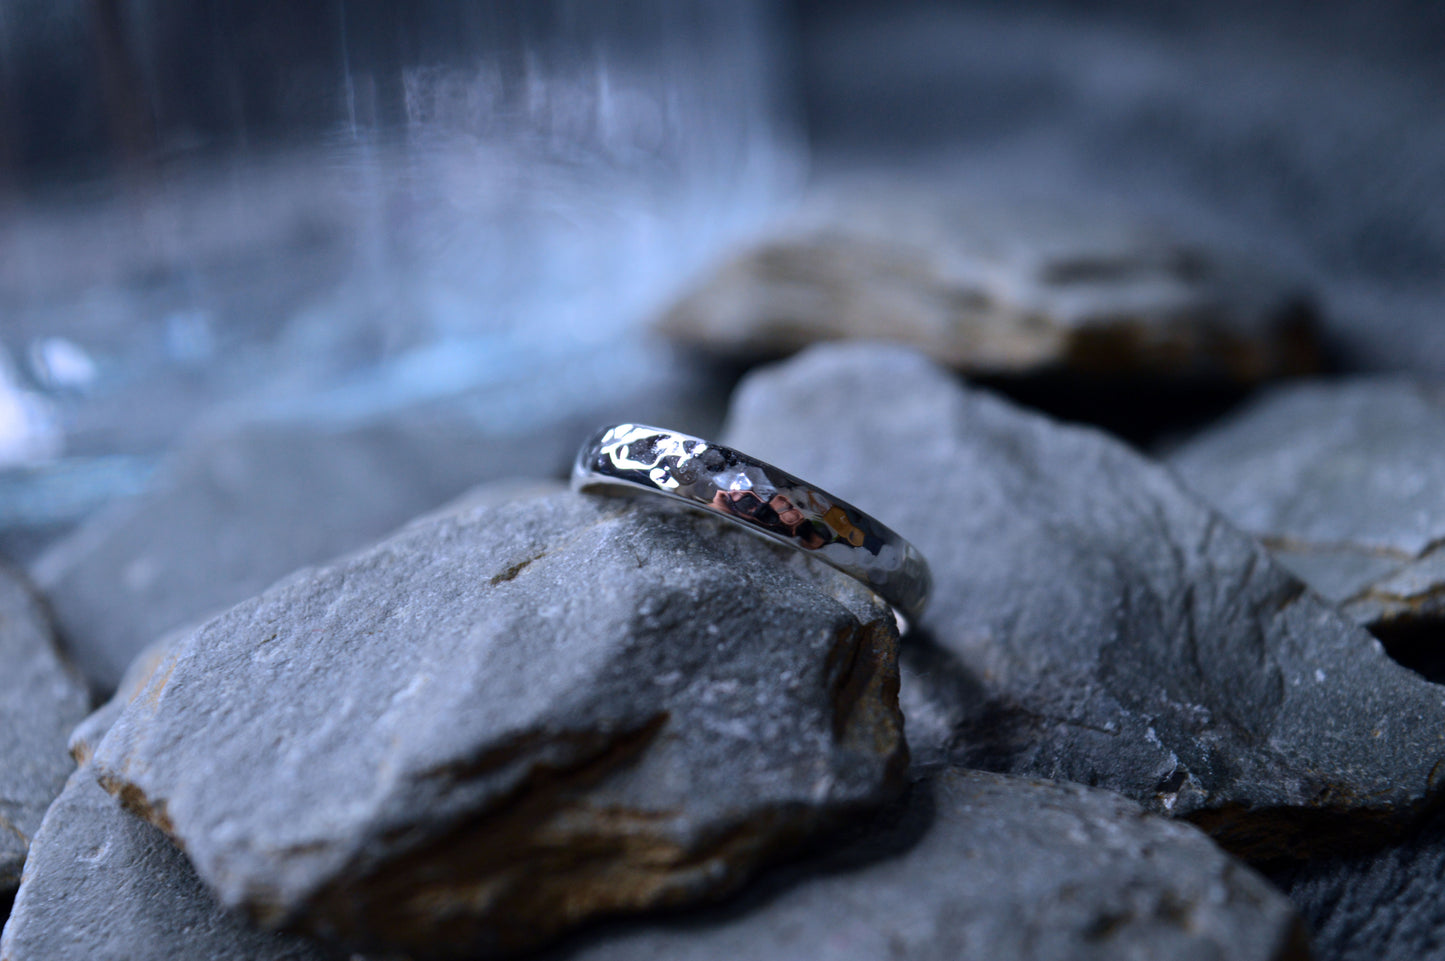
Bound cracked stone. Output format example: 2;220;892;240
542;768;1306;961
1168;378;1445;642
86;488;905;959
0;564;89;901
723;343;1445;860
658;182;1320;382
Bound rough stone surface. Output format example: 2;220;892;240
544;768;1306;961
723;343;1445;859
32;342;725;694
659;183;1319;381
0;565;89;897
89;489;905;959
0;767;343;961
1271;808;1445;961
1168;379;1445;639
67;632;179;769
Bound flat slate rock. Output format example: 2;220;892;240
0;767;344;961
32;341;724;694
1168;379;1445;640
545;768;1305;961
723;343;1445;859
0;565;88;897
659;183;1319;381
89;489;905;959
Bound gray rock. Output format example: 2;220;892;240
0;565;89;897
546;768;1306;961
67;630;181;769
0;766;343;961
1168;379;1445;640
801;5;1445;377
32;341;724;694
89;489;906;959
1271;809;1445;961
723;343;1445;859
658;183;1319;382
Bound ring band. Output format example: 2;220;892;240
571;423;931;621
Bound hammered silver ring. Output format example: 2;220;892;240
571;423;931;622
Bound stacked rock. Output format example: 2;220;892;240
4;191;1443;961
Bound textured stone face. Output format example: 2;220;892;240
0;768;343;961
1168;378;1445;641
1166;380;1445;959
67;630;180;769
0;565;89;898
723;343;1445;859
87;489;906;959
542;768;1305;961
658;184;1319;381
1271;805;1445;961
31;344;726;694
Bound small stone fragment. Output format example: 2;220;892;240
545;768;1306;961
32;342;724;694
89;489;905;959
1169;378;1445;641
0;565;89;898
0;767;343;961
724;343;1445;859
659;183;1319;381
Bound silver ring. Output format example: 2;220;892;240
571;423;931;621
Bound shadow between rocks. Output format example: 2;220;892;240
894;627;999;770
540;777;938;960
1370;618;1445;686
973;371;1264;451
676;348;1270;453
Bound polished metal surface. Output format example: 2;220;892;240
572;423;931;620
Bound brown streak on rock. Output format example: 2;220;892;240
96;774;178;843
299;685;896;960
1348;581;1445;612
0;813;29;847
301;713;675;957
488;551;547;586
143;656;179;709
825;617;908;788
1260;534;1419;562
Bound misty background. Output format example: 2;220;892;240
0;0;1442;548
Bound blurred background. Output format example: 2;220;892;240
1;0;1443;575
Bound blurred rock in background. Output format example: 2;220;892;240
659;180;1321;382
793;0;1445;376
0;0;799;564
30;340;726;694
655;177;1322;441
